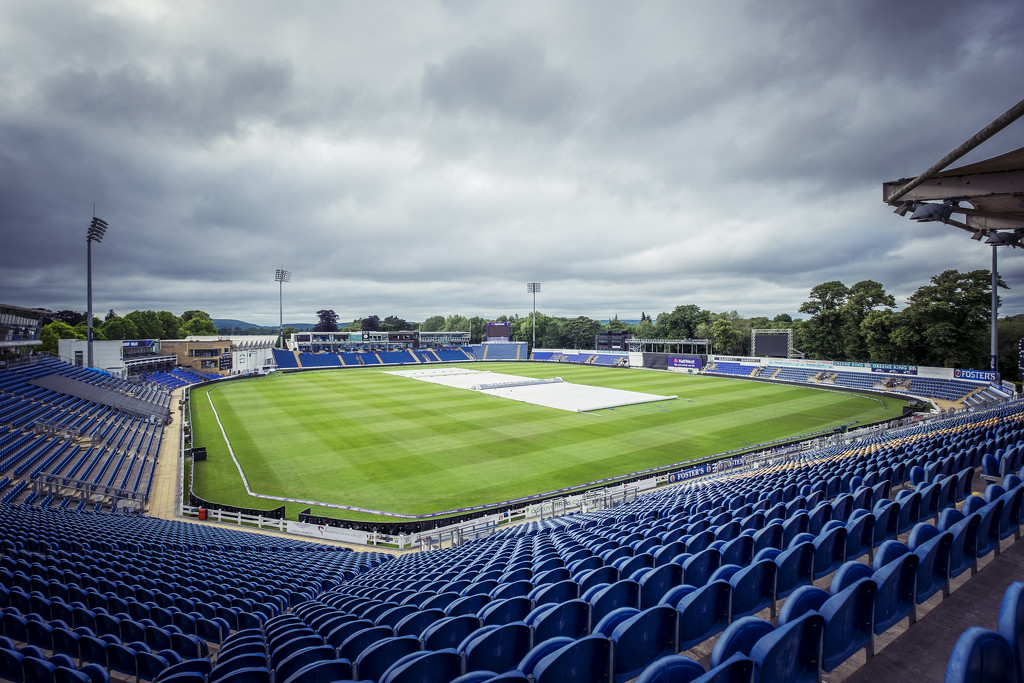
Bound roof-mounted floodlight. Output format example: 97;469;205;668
984;229;1024;248
909;200;957;223
891;201;918;217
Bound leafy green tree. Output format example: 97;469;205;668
468;316;487;343
540;317;565;348
156;311;182;339
125;310;162;339
360;315;379;332
798;281;850;360
181;310;212;323
998;314;1024;383
861;309;899;363
40;321;84;354
73;318;104;342
381;315;409;331
711;318;743;355
314;310;340;332
103;316;139;341
442;314;469;332
420;315;445;332
182;316;218;336
51;310;86;326
841;280;895;362
633;318;656;339
901;269;1001;368
561;316;602;349
654;305;711;339
607;315;629;332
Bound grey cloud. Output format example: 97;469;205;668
422;34;579;127
42;52;294;142
2;0;1024;328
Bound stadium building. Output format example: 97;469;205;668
0;302;45;368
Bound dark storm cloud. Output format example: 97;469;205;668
1;0;1023;325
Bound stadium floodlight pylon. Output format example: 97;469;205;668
275;268;291;349
528;282;541;350
86;215;109;368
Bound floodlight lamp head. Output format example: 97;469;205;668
892;201;918;217
87;217;109;243
275;269;292;283
985;229;1024;248
909;200;956;223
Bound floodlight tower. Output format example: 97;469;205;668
86;216;109;368
275;268;291;349
527;282;541;349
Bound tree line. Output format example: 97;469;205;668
35;268;1017;379
309;268;1014;378
39;309;218;354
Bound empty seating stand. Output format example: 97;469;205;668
2;355;1024;682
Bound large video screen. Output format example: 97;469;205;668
486;322;511;341
753;333;789;358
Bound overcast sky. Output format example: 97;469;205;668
2;0;1023;326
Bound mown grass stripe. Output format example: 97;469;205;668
190;363;908;521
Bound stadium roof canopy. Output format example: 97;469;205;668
883;97;1024;246
884;145;1024;241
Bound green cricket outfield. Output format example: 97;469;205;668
187;363;909;521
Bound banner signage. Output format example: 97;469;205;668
834;361;867;368
954;368;997;382
286;521;370;544
668;357;702;370
122;340;155;348
667;462;715;484
769;358;832;369
870;363;917;375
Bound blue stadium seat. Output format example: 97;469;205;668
676;580;731;651
460;622;532;676
604;605;678;683
944;627;1017;683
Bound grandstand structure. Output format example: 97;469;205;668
272;341;527;370
0;317;1021;681
0;357;210;513
2;355;1024;681
702;355;1011;409
0;303;45;368
288;330;472;354
58;339;177;380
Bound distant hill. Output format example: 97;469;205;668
212;319;315;331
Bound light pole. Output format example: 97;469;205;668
275;268;291;349
527;282;541;349
86;216;109;368
992;244;998;374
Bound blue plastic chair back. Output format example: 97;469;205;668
750;612;824;683
710;616;774;668
872;552;918;634
997;581;1024;683
944;627;1017;683
819;577;877;672
609;605;679;683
